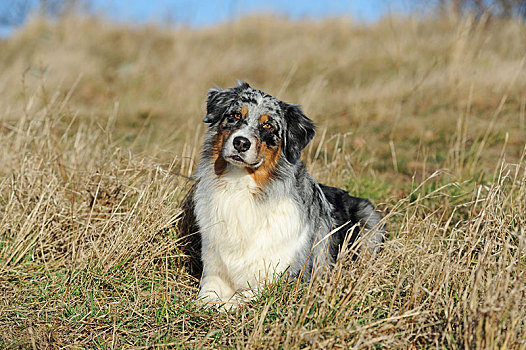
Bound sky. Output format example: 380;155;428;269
89;0;410;26
0;0;411;36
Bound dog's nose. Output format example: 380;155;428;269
233;136;251;152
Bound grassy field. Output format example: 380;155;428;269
0;14;525;349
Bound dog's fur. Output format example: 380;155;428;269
193;81;384;308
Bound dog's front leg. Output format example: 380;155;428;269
197;273;235;308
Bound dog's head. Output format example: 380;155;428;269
203;81;315;181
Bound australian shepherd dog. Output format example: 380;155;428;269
192;81;385;309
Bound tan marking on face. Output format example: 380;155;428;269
211;127;231;176
259;114;270;124
246;141;281;188
240;106;249;117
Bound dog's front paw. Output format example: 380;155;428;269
197;290;221;307
197;274;236;310
197;291;241;312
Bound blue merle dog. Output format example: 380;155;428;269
191;81;385;309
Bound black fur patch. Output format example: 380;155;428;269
280;102;316;164
319;184;384;260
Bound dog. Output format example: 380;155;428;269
192;81;384;309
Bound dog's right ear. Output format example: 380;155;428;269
280;102;316;164
203;88;235;125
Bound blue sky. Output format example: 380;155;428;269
88;0;409;26
0;0;411;36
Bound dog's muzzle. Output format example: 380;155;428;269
223;132;262;168
233;136;251;153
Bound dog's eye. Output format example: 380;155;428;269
262;123;272;130
226;112;241;121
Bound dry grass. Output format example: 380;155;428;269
0;14;525;349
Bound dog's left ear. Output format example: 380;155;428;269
280;102;316;164
203;88;236;125
203;81;251;126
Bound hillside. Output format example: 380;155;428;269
0;15;525;348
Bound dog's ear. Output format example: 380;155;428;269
235;80;250;89
203;88;235;125
203;81;251;125
280;102;316;164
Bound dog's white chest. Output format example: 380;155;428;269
195;169;306;289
